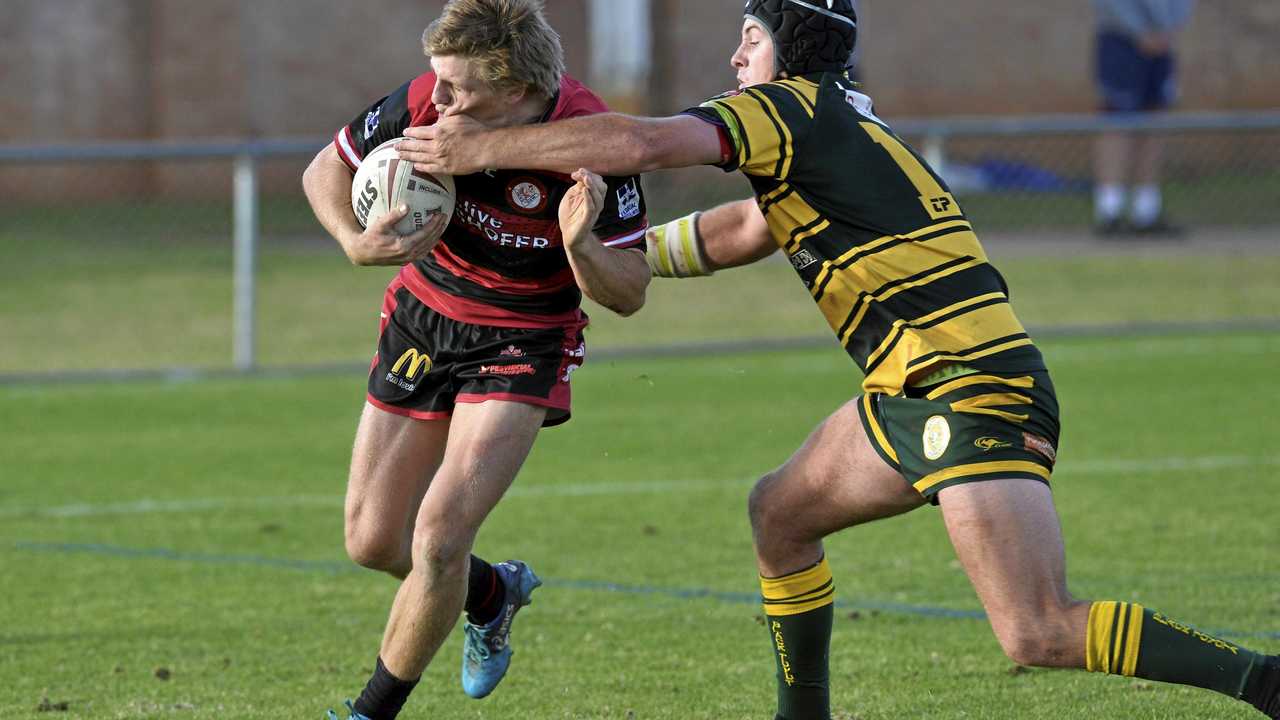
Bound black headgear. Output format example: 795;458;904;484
743;0;858;78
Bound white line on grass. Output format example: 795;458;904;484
2;453;1277;520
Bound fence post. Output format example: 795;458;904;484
232;152;259;372
922;132;948;176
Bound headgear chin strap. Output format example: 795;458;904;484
743;0;858;78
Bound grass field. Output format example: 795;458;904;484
3;224;1280;374
3;329;1278;719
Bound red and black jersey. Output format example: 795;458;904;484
335;73;648;329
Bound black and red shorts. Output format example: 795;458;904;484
367;282;587;427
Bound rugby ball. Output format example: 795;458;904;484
351;138;456;234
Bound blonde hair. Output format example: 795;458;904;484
423;0;565;98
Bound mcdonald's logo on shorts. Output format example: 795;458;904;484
391;348;432;381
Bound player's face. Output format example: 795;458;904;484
731;19;777;89
429;55;523;126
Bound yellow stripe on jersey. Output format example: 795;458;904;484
811;229;988;343
925;373;1035;400
860;122;963;221
862;292;1011;370
762;187;828;252
745;88;795;178
836;257;990;348
903;336;1037;376
913;460;1051;495
809;220;974;299
705;90;794;178
775;78;818;117
865;326;1033;396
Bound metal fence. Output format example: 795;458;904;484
2;111;1278;379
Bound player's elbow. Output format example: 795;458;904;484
613;291;646;318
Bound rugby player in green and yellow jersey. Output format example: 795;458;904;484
396;1;1280;717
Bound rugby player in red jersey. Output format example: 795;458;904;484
301;2;649;717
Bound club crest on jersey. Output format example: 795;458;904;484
617;179;642;220
507;177;549;214
363;107;382;141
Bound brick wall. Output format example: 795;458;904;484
2;0;1277;198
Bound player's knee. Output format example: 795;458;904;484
409;526;471;580
990;607;1083;668
747;472;784;534
344;525;406;574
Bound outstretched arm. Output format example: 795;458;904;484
397;113;725;177
647;198;777;278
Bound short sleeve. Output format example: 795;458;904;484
333;81;414;171
681;82;814;179
592;175;649;249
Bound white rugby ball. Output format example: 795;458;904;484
350;138;456;234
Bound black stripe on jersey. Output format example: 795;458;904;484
845;263;1010;360
834;256;978;342
904;332;1033;374
745;88;790;179
787;217;827;252
759;184;795;215
812;227;974;302
861;294;1012;377
777;80;816;117
718;102;753;169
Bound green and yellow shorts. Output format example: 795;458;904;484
857;367;1061;503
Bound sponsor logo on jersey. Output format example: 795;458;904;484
457;200;552;249
617;179;642;220
500;345;526;357
790;248;819;270
1022;432;1057;464
363;107;382;141
974;436;1013;452
479;363;537;377
923;415;951;461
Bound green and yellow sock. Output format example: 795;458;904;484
761;557;836;720
1085;601;1272;704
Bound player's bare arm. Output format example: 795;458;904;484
398;113;724;177
645;199;776;278
559;169;649;317
302;143;447;266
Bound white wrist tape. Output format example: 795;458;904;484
646;212;712;278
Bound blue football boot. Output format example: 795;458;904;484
461;560;542;699
325;700;369;720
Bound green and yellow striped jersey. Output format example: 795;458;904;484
684;73;1046;396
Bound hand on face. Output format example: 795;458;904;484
558;169;607;252
398;113;488;177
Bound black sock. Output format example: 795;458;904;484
464;555;506;626
760;558;835;720
1243;655;1280;718
352;657;418;720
